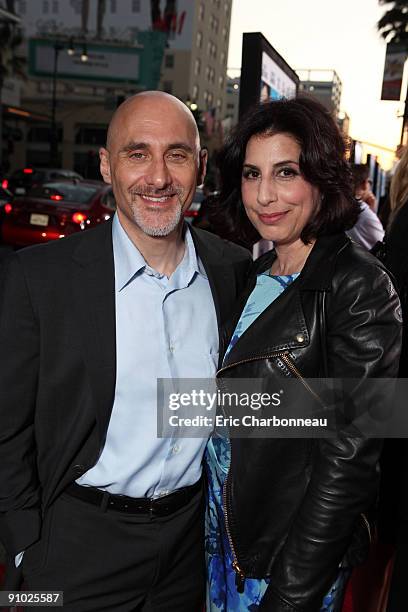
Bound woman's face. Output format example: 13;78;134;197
241;132;320;246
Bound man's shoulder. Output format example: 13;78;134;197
191;227;252;264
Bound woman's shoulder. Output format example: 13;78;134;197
331;237;397;299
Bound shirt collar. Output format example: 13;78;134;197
112;214;206;291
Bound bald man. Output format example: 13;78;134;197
0;92;251;610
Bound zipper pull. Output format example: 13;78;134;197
232;560;246;593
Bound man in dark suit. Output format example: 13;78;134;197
0;92;251;610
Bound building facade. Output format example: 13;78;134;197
6;0;232;174
297;69;342;118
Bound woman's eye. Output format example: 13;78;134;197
277;167;298;178
242;169;260;180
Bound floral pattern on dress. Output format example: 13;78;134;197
205;273;350;611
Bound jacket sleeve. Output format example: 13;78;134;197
0;254;42;556
261;262;402;611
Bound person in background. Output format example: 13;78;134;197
346;164;384;250
205;97;401;612
384;144;408;612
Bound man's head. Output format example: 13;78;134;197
100;91;207;239
351;164;371;196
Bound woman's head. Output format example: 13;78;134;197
217;96;358;246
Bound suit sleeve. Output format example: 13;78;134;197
260;263;402;611
0;254;42;555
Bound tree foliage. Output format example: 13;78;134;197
378;0;408;47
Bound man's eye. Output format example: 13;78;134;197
167;152;187;161
129;152;145;160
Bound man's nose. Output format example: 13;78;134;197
257;178;278;207
145;158;172;189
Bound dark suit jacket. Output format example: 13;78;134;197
0;220;251;564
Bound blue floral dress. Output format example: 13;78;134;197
205;272;350;612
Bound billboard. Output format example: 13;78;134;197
381;42;407;101
239;32;299;117
29;34;166;90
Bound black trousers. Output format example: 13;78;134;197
21;488;205;612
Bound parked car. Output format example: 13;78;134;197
184;187;205;223
2;180;115;248
4;167;83;195
0;185;13;227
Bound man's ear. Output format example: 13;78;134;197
99;147;111;184
197;148;208;187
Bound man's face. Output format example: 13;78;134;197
100;98;206;238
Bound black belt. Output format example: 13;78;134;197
65;478;202;516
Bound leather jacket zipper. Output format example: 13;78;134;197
217;350;325;592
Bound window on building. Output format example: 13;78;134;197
72;0;81;14
132;0;141;12
219;75;224;89
217;98;222;113
204;90;209;104
208;93;213;108
196;31;202;48
192;84;199;100
207;41;211;56
163;81;173;94
43;0;49;14
27;124;62;143
212;16;219;33
222;26;228;39
17;0;27;13
52;0;58;13
205;66;211;81
221;51;225;65
165;54;174;68
75;125;107;146
194;58;201;76
199;2;205;20
111;0;117;13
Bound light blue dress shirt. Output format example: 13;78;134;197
77;214;219;498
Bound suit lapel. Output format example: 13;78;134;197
70;221;117;446
190;228;237;335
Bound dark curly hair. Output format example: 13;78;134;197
214;96;359;246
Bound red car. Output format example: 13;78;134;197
2;180;116;247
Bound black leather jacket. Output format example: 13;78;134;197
217;233;402;611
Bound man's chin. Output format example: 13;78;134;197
133;213;183;238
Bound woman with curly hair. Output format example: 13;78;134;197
205;97;402;612
383;145;408;611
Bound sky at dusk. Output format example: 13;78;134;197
227;0;406;168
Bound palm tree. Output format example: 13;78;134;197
0;16;25;168
377;0;408;46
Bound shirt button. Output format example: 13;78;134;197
296;333;305;343
169;345;175;353
172;445;180;454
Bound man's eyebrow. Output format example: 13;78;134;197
119;142;148;153
119;142;195;154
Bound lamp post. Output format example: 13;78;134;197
49;38;88;167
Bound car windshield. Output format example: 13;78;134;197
28;182;100;204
